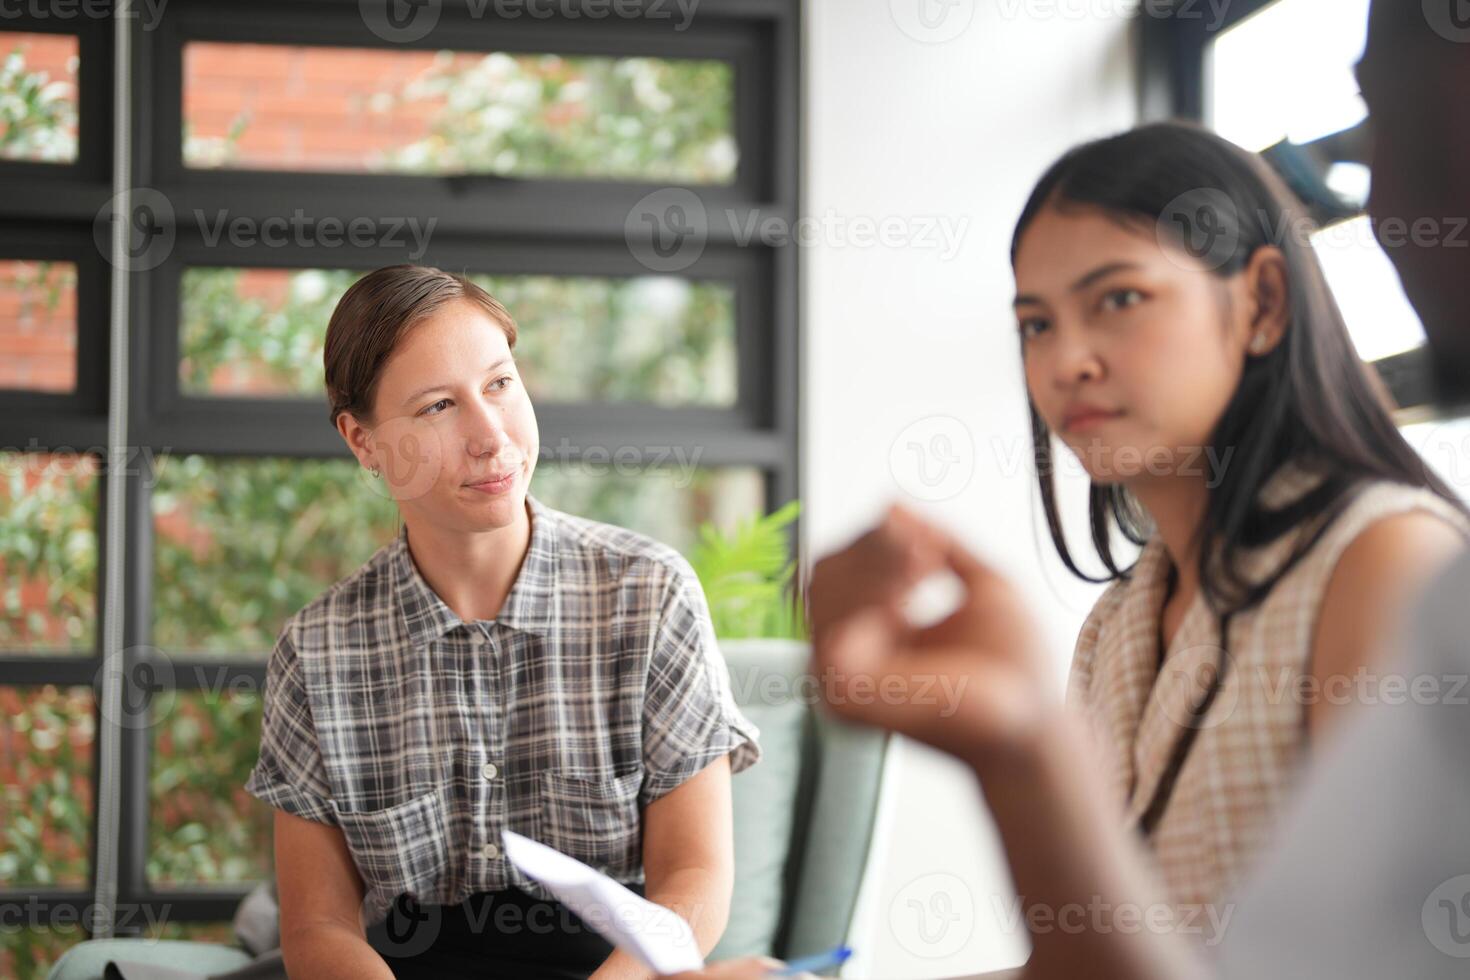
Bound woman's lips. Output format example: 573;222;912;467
465;471;517;495
1061;410;1125;433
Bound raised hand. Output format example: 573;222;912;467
809;506;1056;771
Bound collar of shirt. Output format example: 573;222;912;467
390;494;559;649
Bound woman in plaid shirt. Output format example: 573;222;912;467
244;265;761;980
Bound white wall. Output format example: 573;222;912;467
801;2;1139;976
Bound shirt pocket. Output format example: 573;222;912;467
331;787;451;909
536;768;644;876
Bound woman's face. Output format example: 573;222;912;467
1012;203;1265;487
359;298;539;533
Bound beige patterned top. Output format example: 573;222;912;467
1066;465;1468;913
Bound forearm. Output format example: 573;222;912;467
970;711;1210;980
590;865;731;980
280;921;396;980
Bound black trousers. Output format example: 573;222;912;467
365;883;645;980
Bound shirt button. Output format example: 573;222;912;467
481;762;499;780
483;842;501;860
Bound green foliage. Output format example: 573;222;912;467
379;52;736;183
178;268;357;396
0;46;77;162
688;500;806;641
0;454;96;652
2;38;750;978
151;455;401;653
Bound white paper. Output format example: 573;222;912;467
502;830;705;976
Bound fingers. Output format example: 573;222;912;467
821;606;898;678
809;506;957;636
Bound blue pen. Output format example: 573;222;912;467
766;944;854;976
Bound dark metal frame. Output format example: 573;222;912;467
1137;0;1441;413
0;0;802;938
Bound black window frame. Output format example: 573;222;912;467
0;0;801;940
1138;0;1439;414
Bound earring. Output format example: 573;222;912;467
370;464;381;478
1250;334;1268;354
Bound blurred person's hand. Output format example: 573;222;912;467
807;503;955;642
662;956;814;979
809;504;1057;770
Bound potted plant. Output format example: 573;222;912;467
687;499;807;653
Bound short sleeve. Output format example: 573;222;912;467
640;559;762;807
243;622;337;825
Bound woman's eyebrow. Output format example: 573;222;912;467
401;356;514;406
1013;261;1143;307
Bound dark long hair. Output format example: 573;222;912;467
1012;122;1462;618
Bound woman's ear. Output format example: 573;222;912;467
335;411;376;471
1242;245;1291;356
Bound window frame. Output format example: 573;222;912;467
0;0;801;940
1138;0;1440;414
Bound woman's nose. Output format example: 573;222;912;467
461;397;508;456
1050;328;1103;388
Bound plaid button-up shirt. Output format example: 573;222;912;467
244;494;761;927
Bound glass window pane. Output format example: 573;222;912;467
180;267;737;407
183;43;736;184
530;465;764;556
0;32;78;163
0;260;78;394
1400;417;1470;507
1311;217;1426;361
0;684;95;889
1208;0;1371;153
149;689;269;886
151;455;400;656
1210;1;1425;365
0;451;98;655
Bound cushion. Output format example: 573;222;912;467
711;639;811;960
45;940;251;980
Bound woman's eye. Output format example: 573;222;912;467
421;398;451;417
1100;288;1143;312
489;376;513;392
1019;318;1050;340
